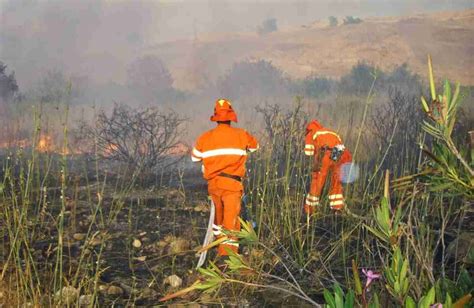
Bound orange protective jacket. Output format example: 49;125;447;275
192;124;258;190
304;120;352;213
304;121;351;163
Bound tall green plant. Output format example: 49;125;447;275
365;171;402;248
420;55;473;198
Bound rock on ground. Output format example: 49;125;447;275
54;286;79;305
163;274;183;288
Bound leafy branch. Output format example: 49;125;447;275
159;220;321;306
419;55;473;197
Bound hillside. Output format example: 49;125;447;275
146;9;474;90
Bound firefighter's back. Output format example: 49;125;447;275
194;124;256;181
312;128;343;149
206;125;249;151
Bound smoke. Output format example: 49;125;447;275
0;0;472;90
340;162;360;183
0;0;159;87
0;0;472;147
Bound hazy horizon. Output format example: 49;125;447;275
1;0;473;88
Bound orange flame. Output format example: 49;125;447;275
103;143;119;157
36;134;54;153
0;139;29;149
166;142;189;155
0;133;81;155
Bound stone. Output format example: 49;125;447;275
73;233;86;241
135;256;147;262
118;282;137;295
140;287;158;299
55;286;79;305
194;203;209;212
79;294;93;306
88;237;102;247
157;240;168;248
107;285;124;296
132;239;142;248
163;274;183;288
168;238;190;254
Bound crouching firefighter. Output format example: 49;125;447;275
304;120;352;215
191;99;258;256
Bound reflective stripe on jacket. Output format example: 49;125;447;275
191;124;258;180
304;128;342;156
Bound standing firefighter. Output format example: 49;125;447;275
192;99;258;256
304;120;352;214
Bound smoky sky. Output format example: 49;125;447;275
1;0;473;88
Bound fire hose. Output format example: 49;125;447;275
196;194;254;269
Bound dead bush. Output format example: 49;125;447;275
255;100;310;175
369;87;424;172
79;104;186;171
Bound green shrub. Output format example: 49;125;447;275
343;16;363;25
329;16;338;27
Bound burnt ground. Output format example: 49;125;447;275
1;153;472;306
47;177;225;305
0;156;291;306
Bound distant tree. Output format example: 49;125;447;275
337;63;423;97
127;55;174;104
0;62;19;141
339;62;384;95
301;76;335;98
0;61;19;103
291;75;335;98
257;18;278;35
33;70;70;104
328;16;338;27
386;63;421;94
343;16;362;25
29;70;92;105
217;60;288;99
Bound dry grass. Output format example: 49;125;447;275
148;9;474;90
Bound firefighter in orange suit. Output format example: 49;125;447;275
304;120;352;214
191;99;258;256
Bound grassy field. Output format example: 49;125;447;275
0;60;473;307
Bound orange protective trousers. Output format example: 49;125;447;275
305;150;345;214
209;186;242;256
